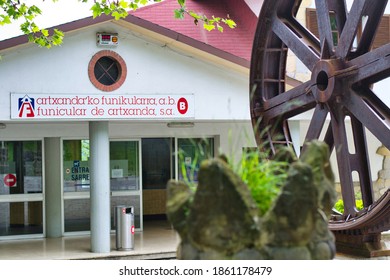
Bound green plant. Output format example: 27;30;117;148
234;149;288;216
177;138;214;191
176;132;289;217
178;148;199;191
334;197;364;213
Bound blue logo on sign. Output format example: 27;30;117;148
18;95;35;118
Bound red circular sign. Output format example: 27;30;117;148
177;97;188;115
4;174;17;187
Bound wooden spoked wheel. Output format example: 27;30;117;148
250;0;390;256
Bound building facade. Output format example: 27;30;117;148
0;0;257;252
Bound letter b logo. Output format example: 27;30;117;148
177;97;188;115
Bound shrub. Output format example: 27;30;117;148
334;198;364;213
234;149;288;216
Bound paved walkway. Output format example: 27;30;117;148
0;220;179;260
0;220;389;260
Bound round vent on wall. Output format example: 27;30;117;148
88;50;127;92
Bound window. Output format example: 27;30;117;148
88;50;127;92
306;8;340;46
306;8;390;50
0;141;42;195
94;56;120;86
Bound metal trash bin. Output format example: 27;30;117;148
115;205;135;251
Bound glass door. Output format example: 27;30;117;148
141;138;173;221
175;137;215;185
110;140;142;230
63;139;142;234
0;141;43;238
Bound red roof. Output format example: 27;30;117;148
0;0;257;67
131;0;257;63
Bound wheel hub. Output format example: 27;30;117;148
311;59;343;103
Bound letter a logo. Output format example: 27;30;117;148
18;95;35;118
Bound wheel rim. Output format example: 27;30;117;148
250;0;390;233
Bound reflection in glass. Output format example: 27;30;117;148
0;141;42;195
63;140;140;192
110;141;140;191
178;138;214;184
0;201;43;236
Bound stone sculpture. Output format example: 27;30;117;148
166;141;337;260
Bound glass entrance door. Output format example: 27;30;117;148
63;139;142;234
110;140;142;230
0;141;43;238
141;138;173;220
176;137;214;185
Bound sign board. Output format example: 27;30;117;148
3;173;17;187
11;93;195;120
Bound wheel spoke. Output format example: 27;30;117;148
272;17;320;70
323;121;334;153
348;43;390;84
329;105;356;214
336;0;368;59
349;116;374;206
304;104;329;141
315;0;335;55
345;88;390;149
355;1;388;55
327;0;347;35
253;81;316;122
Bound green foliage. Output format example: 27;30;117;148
233;149;288;216
176;134;287;217
334;195;364;213
333;199;344;213
175;1;237;32
178;149;198;191
1;0;237;49
177;138;214;191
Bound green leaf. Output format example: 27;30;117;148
119;0;129;9
53;28;64;37
174;9;185;19
0;15;11;25
177;0;186;6
112;11;123;20
25;14;35;21
129;3;138;10
32;24;40;33
27;34;34;43
41;29;49;37
90;3;102;18
21;22;30;34
101;7;109;15
223;18;237;29
189;11;201;20
7;6;15;17
52;34;63;46
203;23;215;31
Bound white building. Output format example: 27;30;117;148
0;0;258;252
